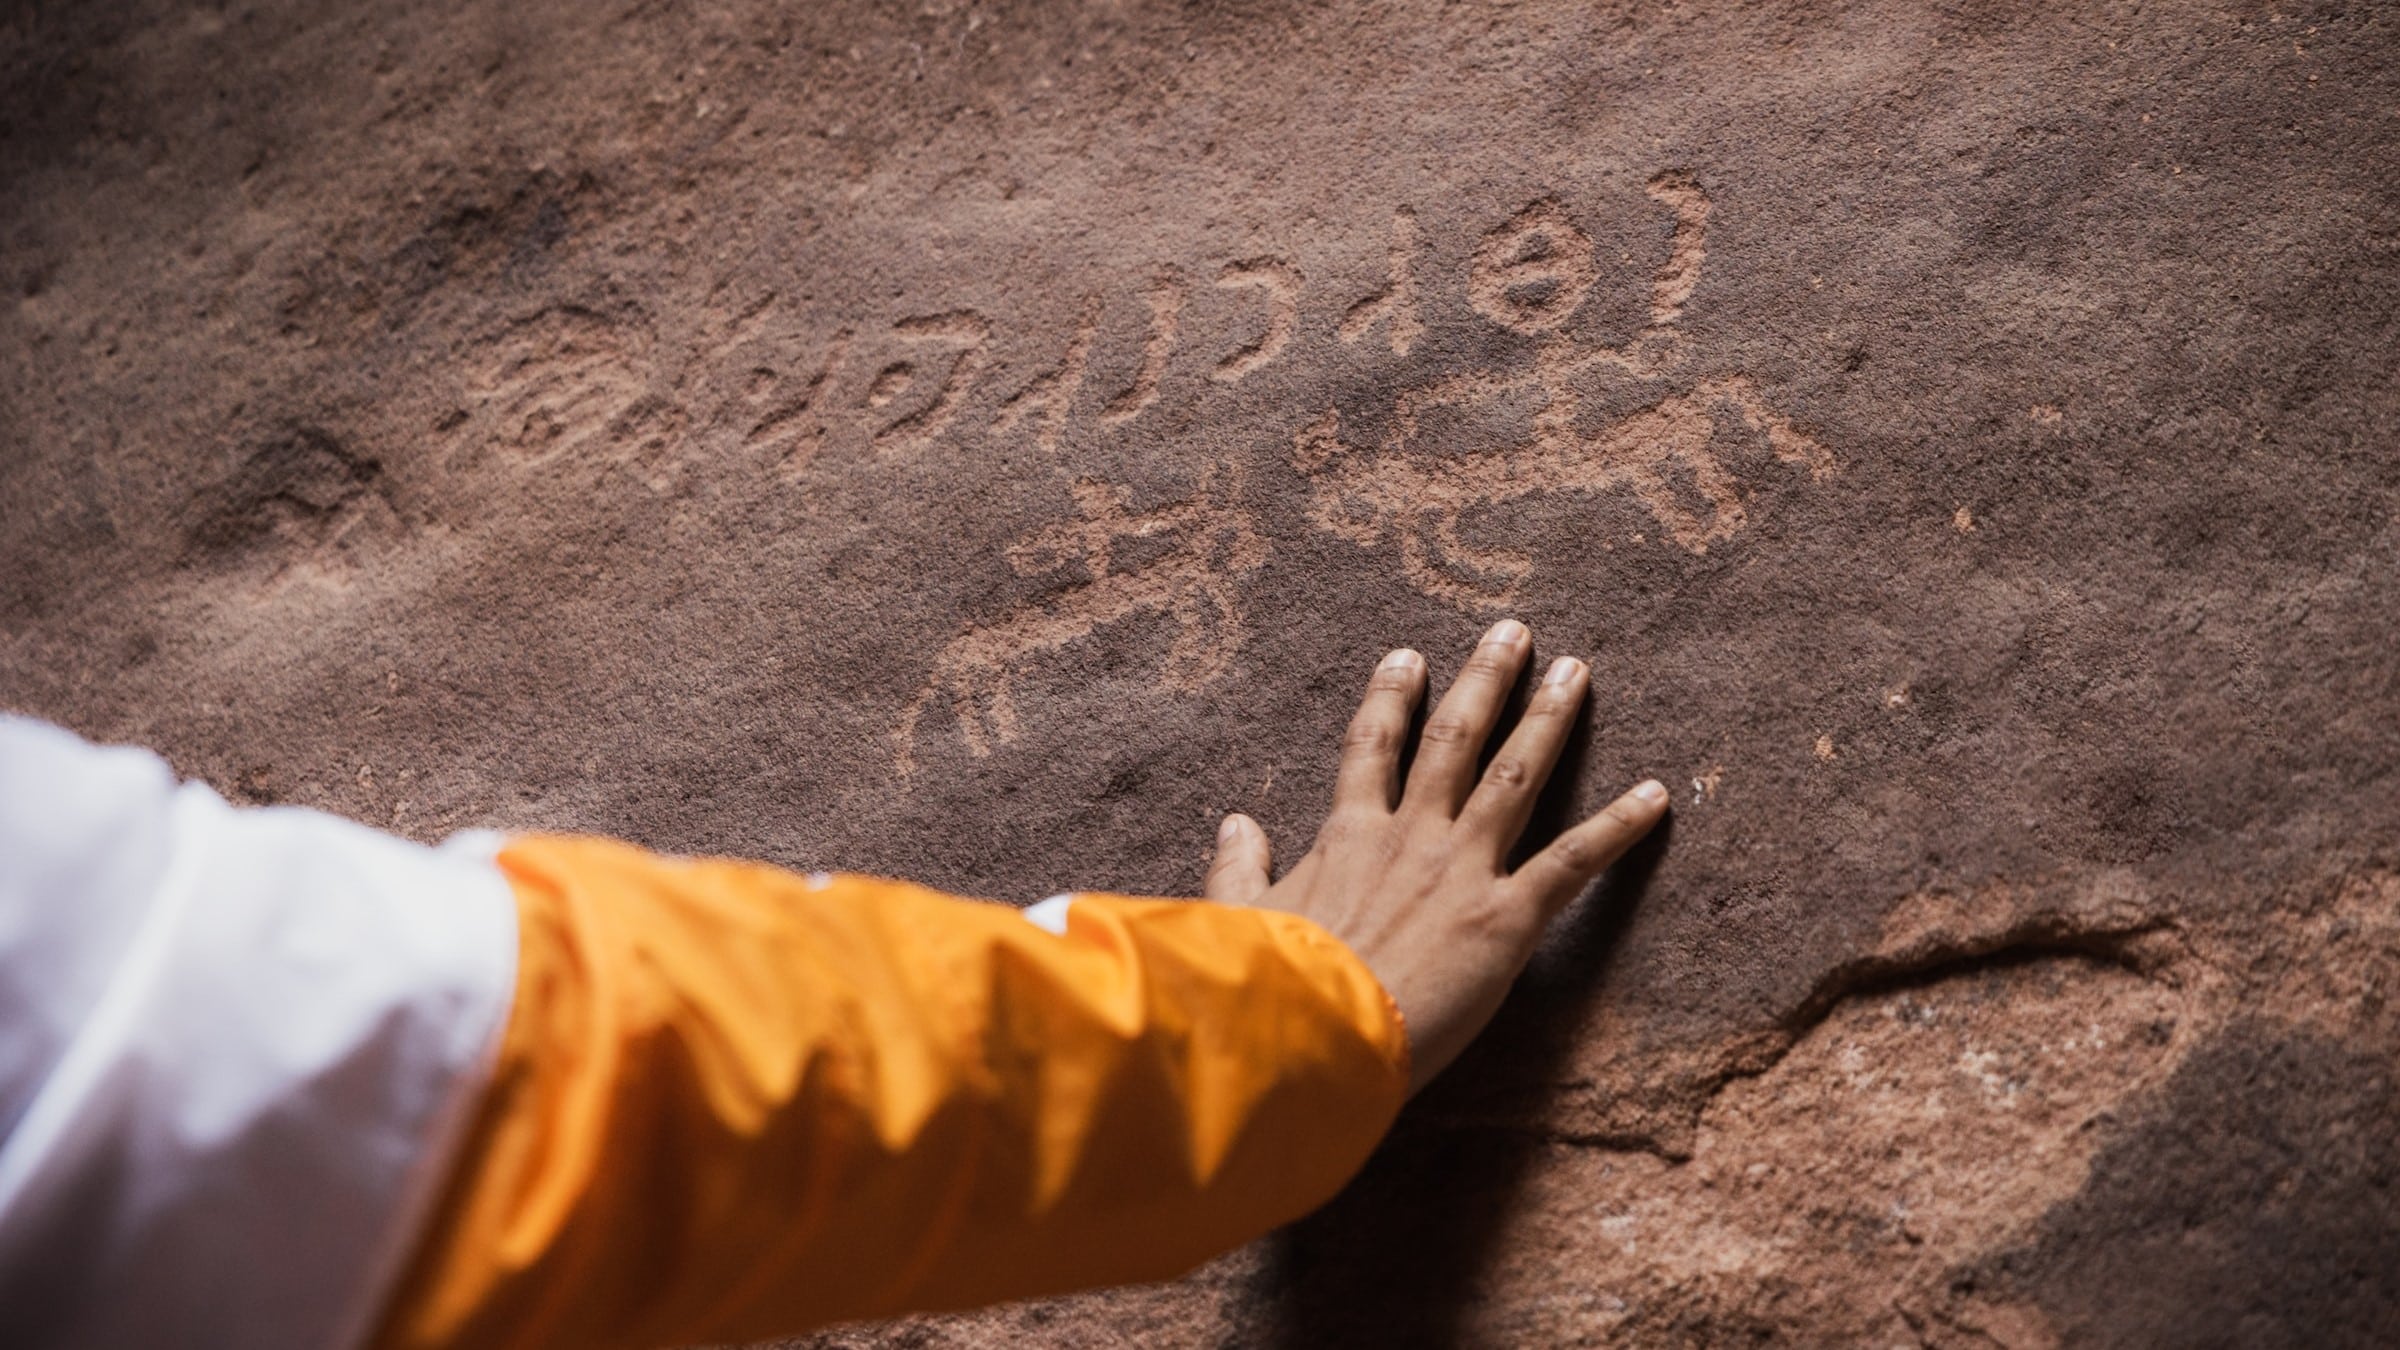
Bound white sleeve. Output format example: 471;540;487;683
0;714;519;1350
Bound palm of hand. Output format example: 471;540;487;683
1203;621;1669;1094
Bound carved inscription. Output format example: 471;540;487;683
744;327;851;479
1099;273;1185;425
871;311;991;455
471;307;653;462
1211;259;1302;383
895;462;1268;773
451;176;1834;767
990;303;1098;453
1296;172;1831;610
1643;171;1711;327
448;305;696;495
1468;198;1597;334
886;171;1835;765
1339;207;1423;357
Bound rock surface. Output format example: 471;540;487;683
4;0;2397;1344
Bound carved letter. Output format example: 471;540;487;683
1099;272;1186;426
871;311;991;455
1468;199;1596;334
747;328;852;480
1339;206;1424;357
1211;258;1300;383
990;302;1100;453
1643;171;1712;330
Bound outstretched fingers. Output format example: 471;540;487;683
1333;648;1426;814
1402;619;1530;817
1457;655;1589;854
1509;779;1670;920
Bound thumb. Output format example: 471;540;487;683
1203;813;1272;906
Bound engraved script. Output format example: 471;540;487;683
1294;174;1833;610
893;171;1836;766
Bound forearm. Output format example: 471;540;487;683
372;834;1410;1349
5;622;1649;1350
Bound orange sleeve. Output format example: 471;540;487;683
368;834;1409;1350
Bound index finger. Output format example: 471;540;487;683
1507;779;1670;922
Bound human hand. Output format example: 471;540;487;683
1203;620;1669;1094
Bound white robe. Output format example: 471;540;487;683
0;715;518;1350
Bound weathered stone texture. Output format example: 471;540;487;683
3;0;2395;1343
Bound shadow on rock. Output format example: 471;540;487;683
1257;699;1672;1348
1976;1018;2400;1349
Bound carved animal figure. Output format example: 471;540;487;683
1293;172;1834;610
1294;373;1831;610
896;462;1268;771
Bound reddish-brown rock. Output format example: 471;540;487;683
4;1;2396;1344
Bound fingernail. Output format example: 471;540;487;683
1218;814;1244;842
1380;648;1423;671
1483;619;1528;647
1544;656;1584;687
1633;779;1669;805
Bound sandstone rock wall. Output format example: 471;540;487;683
3;1;2395;1344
